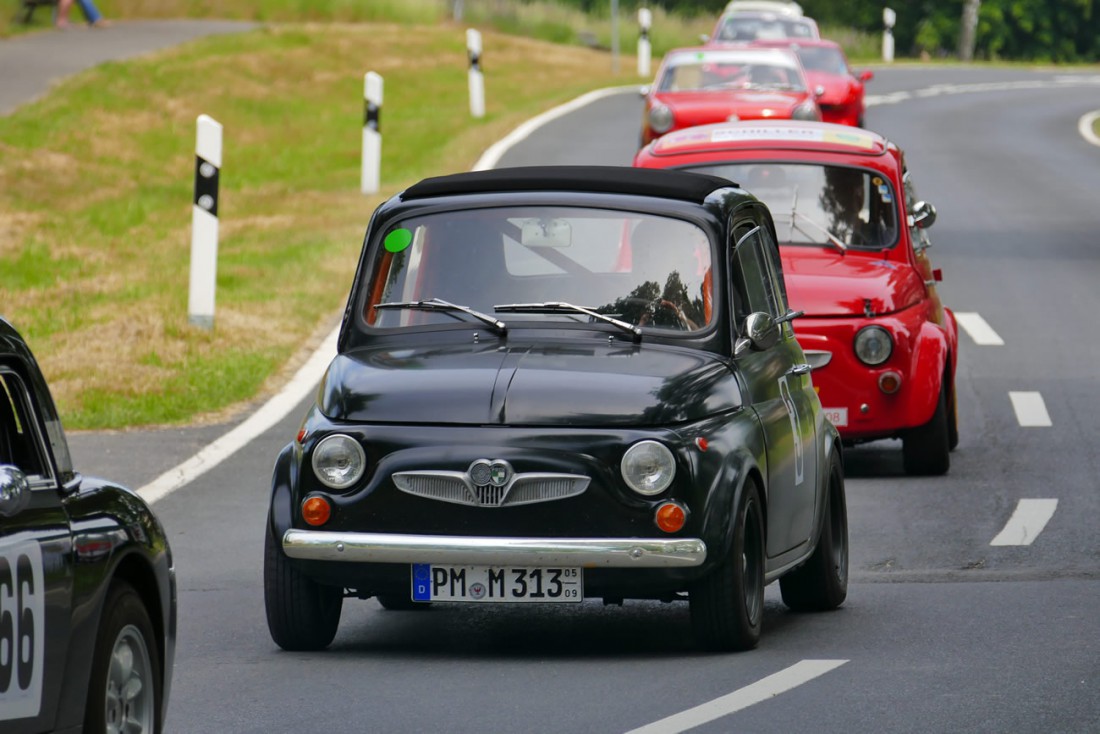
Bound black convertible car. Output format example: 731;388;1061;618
0;318;175;733
264;166;847;652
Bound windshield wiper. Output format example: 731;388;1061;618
778;186;847;254
494;301;642;341
375;298;507;334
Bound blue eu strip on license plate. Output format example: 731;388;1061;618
411;563;583;603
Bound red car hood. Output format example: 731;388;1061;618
804;72;856;106
780;248;925;317
657;90;808;124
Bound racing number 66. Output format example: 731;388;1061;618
0;552;39;695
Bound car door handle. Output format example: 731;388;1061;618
788;363;812;376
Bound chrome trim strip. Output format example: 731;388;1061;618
282;530;707;568
803;349;833;370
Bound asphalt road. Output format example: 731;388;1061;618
5;28;1098;732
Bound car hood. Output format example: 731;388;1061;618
657;90;808;124
780;248;925;317
320;341;740;426
805;72;857;105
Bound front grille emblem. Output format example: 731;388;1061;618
469;459;512;488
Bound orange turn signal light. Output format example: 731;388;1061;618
302;495;332;526
655;501;687;533
878;371;902;394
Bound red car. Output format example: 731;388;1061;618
749;39;873;127
634;121;958;475
708;6;820;42
641;46;820;147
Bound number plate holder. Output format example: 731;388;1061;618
411;563;583;603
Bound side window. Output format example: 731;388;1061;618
755;225;794;335
731;222;782;322
0;371;50;481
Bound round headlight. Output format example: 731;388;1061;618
791;101;820;121
621;440;676;496
648;104;674;134
854;325;893;366
312;434;366;490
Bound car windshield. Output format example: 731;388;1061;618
689;163;899;250
716;16;816;41
362;207;714;333
795;46;847;75
658;56;805;92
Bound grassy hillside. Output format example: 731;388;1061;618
0;23;626;429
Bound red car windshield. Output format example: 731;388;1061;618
795;46;848;75
687;163;899;250
658;57;805;93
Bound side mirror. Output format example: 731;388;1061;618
912;200;937;229
0;465;31;518
699;34;711;44
814;85;826;98
735;312;780;356
639;85;650;97
859;69;874;82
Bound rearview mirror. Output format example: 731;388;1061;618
520;218;572;248
912;200;937;229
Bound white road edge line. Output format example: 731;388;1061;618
623;659;848;734
137;325;340;504
137;86;633;505
1078;110;1100;147
472;85;641;171
990;498;1058;546
954;312;1004;346
1008;391;1052;427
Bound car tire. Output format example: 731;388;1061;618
264;520;343;651
376;594;431;611
947;380;959;451
779;454;848;612
84;580;162;734
902;383;951;475
689;481;765;652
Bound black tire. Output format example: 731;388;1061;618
689;482;765;652
857;115;866;128
947;380;959;451
376;594;430;611
902;383;951;475
779;455;848;611
84;580;162;734
264;520;343;651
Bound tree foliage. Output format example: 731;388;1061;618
547;0;1100;61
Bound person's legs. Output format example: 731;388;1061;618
74;0;108;26
56;0;73;27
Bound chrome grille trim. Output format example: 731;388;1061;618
392;470;590;507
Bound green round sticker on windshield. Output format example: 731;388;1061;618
384;228;413;253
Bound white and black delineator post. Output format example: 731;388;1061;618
637;8;652;78
189;114;222;330
882;7;896;63
361;71;383;195
467;28;485;118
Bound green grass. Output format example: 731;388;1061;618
0;22;625;429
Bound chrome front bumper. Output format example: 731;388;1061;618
282;529;707;568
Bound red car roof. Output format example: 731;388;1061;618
645;121;889;158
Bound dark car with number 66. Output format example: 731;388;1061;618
263;166;848;652
0;318;176;733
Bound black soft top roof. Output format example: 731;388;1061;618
401;165;737;204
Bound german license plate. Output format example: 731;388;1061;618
411;564;583;603
823;407;848;427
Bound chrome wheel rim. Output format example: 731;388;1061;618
105;624;154;734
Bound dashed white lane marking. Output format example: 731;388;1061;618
990;499;1059;546
955;312;1004;346
137;325;340;504
1009;391;1052;427
623;659;848;734
1078;110;1100;147
865;75;1100;108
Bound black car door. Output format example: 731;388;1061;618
729;216;818;557
0;366;73;734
